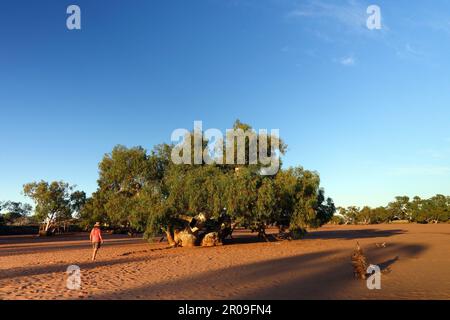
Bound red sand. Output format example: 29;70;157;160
0;224;449;300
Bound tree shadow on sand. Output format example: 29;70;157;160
0;255;159;281
305;228;406;240
378;256;399;271
92;242;427;300
222;228;407;245
0;238;145;257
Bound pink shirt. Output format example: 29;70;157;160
90;227;103;243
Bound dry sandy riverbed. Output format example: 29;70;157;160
0;224;449;300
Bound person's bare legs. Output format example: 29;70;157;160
92;247;98;261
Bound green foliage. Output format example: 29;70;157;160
162;165;223;218
77;191;108;229
0;210;4;226
221;120;288;173
23;181;83;231
93;145;167;232
411;195;450;224
70;191;86;216
80;120;335;240
339;195;450;225
281;168;335;234
0;201;32;225
224;167;259;229
329;214;345;225
387;196;411;221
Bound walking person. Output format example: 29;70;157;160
90;222;103;261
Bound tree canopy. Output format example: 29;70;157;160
79;120;336;245
0;201;32;225
23;181;85;234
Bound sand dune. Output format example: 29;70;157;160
0;224;449;300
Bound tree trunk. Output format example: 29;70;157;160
201;232;222;247
44;212;56;233
174;228;197;247
44;220;52;232
165;228;176;247
163;214;234;247
258;227;270;242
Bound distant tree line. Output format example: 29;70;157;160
332;195;450;225
0;201;34;226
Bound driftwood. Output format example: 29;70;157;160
174;228;197;247
352;242;394;280
167;213;231;247
351;242;369;280
165;228;177;247
275;231;293;241
201;232;222;247
375;242;387;248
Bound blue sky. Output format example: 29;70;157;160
1;0;450;208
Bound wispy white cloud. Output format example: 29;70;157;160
286;0;373;34
332;55;356;66
418;146;450;160
284;0;440;65
389;165;450;176
339;56;356;66
423;20;450;35
418;140;450;160
401;15;450;36
420;149;445;160
288;9;314;18
395;43;426;60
